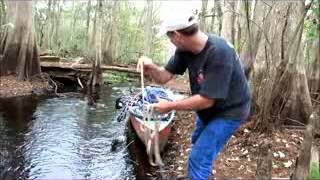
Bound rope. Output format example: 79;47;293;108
139;62;146;132
138;61;164;169
140;61;145;107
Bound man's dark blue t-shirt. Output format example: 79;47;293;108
165;35;251;122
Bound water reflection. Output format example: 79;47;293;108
0;85;134;179
0;96;37;179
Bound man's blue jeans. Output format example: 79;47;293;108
188;116;241;180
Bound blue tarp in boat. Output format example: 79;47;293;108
128;86;175;121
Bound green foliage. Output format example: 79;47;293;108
33;1;168;64
304;0;319;64
307;162;320;180
304;0;319;41
103;72;137;84
117;1;145;64
117;1;167;64
305;20;318;40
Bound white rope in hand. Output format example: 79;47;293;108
138;60;164;167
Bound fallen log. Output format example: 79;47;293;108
40;56;60;62
41;66;90;85
40;61;139;74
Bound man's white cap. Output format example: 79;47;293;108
156;13;198;38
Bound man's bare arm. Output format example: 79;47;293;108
171;94;214;111
153;94;215;114
148;64;174;84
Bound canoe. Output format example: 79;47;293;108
129;110;175;153
117;86;176;154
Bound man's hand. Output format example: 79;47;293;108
137;56;155;75
136;56;174;84
150;97;175;114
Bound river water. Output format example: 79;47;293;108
0;84;136;179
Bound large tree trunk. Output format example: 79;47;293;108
256;1;313;131
252;2;291;112
0;1;41;80
102;1;120;65
0;0;16;55
87;0;102;87
239;0;272;79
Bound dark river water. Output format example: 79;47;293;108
0;84;136;179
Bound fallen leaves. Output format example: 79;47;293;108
283;160;293;168
213;124;304;178
0;76;47;98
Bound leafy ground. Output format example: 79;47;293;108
154;112;303;179
0;76;48;98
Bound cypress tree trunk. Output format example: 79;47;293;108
0;1;41;80
256;1;313;131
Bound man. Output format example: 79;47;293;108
137;14;251;180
